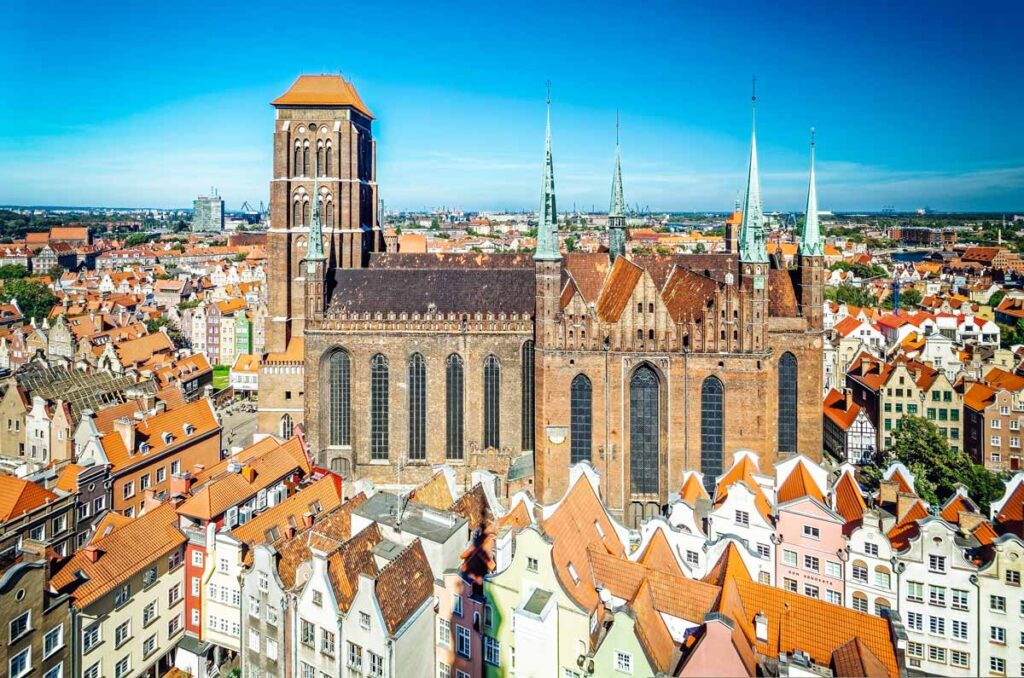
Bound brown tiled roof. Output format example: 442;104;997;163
408;472;454;511
54;463;85;493
541;476;625;611
231;476;343;544
823;389;862;431
703;542;753;587
995;480;1024;536
661;266;718;322
887;500;928;550
0;477;60;521
719;577;899;677
631;578;679;674
375;539;434;635
830;637;891;678
329;268;535;316
562;252;611;302
272;75;375;118
325;522;382;610
768;269;799;317
268;493;367;588
596;257;644;322
449;483;491;532
52;503;184;607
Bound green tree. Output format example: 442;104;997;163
2;278;57;322
989;290;1006;308
145;316;188;349
864;416;1006;513
898;287;922;310
824;284;876;308
564;235;577;252
0;265;29;280
125;233;152;247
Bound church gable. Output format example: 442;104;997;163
596;257;645;323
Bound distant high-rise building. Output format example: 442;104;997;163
192;191;225;232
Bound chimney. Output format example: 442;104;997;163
169;472;193;497
83;545;101;563
302;512;314;528
113;417;135;452
844;388;854;411
284;526;296;540
896;493;918;522
754;612;768;642
878;480;898;507
958;511;987;533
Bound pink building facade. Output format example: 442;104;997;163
774;496;847;605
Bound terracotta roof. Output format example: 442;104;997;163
777;461;825;504
54;463;85;493
714;455;772;522
830;637;890;678
964;382;999;412
972;521;999;546
636;527;684;577
408;472;455;512
887;500;929;550
375;539;434;634
562;253;612;303
269;493;367;588
497;500;532;530
113;331;175;366
178;437;310;520
271;75;375;118
719;577;900;676
90;512;133;542
886;466;916;496
596;257;644;322
449;483;491;532
0;477;60;521
679;472;710;505
325;522;381;610
661;266;719;322
100;398;219;473
832;471;867;526
983;367;1024;392
767;269;799;318
264;337;304;364
231;476;343;544
703;542;753;587
995;480;1024;536
939;491;978;524
630;578;679;674
52;503;184;607
540;475;625;611
823;389;862;431
50;226;89;240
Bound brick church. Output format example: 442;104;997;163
259;75;824;525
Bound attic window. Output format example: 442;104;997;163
139;443;151;454
567;562;580;585
183;423;195;435
162;432;175;445
594;521;605;538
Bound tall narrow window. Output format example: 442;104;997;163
324;201;333;229
778;352;798;454
302;201;310;229
294;144;302;176
293;200;302;228
302;144;310;177
629;365;659;495
701;376;725;490
370;354;389;460
408;353;426;461
325;143;333;176
316;145;324;176
446;354;464;460
571;374;592;464
328;350;350;446
280;414;293;440
521;341;535;451
483;355;501;449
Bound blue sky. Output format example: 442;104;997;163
1;0;1022;212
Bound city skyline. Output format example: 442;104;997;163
2;1;1023;212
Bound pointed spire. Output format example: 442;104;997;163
306;172;326;268
608;112;627;262
800;127;823;257
534;83;560;261
739;78;768;264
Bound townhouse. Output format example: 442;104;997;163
823;388;877;464
0;476;77;557
964;367;1024;471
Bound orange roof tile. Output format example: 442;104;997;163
54;464;85;494
636;527;684;577
679;473;710;505
408;472;455;512
832;471;867;526
231;476;342;544
89;512;133;543
939;492;978;525
777;461;825;504
823;389;862;431
831;637;890;678
995;480;1024;536
596;257;644;323
0;477;60;521
714;456;772;522
887;500;928;550
272;75;374;118
52;503;184;607
100;399;219;473
703;542;753;587
497;501;532;530
630;578;679;674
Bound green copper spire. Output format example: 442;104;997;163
534;85;560;261
739;79;768;264
799;127;823;257
608;113;626;261
306;172;326;272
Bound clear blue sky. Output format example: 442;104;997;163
2;0;1022;212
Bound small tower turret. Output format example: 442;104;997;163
798;128;824;330
608;114;627;262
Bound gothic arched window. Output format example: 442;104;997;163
293;144;301;177
778;352;798;454
483;355;501;449
293;200;302;228
316;144;324;177
571;374;592;464
325;143;333;175
369;354;389;460
701;376;725;490
302;144;310;177
520;341;535;451
408;353;426;461
324;200;334;229
328;350;350;446
280;414;294;440
302;201;310;229
446;354;464;460
630;365;659;495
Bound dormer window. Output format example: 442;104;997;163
139;442;151;454
162;432;175;445
183;423;195;435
